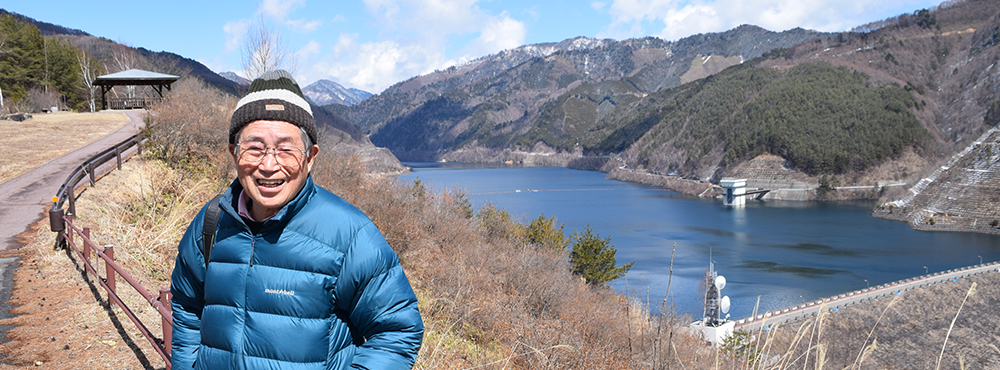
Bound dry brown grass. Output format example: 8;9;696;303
0;112;129;184
757;272;1000;370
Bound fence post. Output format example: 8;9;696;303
68;192;77;216
65;215;74;246
136;137;142;155
82;227;91;262
160;288;173;359
115;147;123;170
105;245;116;298
87;163;96;187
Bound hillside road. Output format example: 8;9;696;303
735;261;1000;331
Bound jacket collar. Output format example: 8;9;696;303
221;174;316;227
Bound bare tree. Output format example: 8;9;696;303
240;15;297;79
76;48;98;112
0;37;6;112
108;42;141;98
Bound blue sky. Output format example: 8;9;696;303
7;0;943;93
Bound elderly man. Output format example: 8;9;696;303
170;70;423;369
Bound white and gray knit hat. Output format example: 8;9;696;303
229;70;316;145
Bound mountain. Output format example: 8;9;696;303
220;72;251;86
304;79;373;106
0;9;89;36
134;48;243;96
344;26;826;162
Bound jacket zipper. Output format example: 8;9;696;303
250;237;255;267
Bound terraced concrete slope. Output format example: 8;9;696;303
875;126;1000;234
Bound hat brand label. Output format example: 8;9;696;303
265;104;285;111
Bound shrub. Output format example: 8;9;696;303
525;214;568;251
144;77;236;184
569;225;633;287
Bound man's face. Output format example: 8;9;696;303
230;120;318;221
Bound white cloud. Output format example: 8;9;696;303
599;0;941;41
297;40;322;59
262;0;307;20
460;13;527;61
223;19;250;53
307;34;436;93
305;0;526;92
364;0;480;35
286;18;323;32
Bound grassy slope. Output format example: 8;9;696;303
0;112;129;184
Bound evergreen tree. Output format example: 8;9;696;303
43;37;84;109
0;13;84;110
0;13;45;103
525;214;567;251
569;225;633;287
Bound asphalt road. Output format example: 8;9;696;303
735;261;1000;331
0;110;145;339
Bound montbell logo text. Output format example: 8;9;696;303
265;288;295;296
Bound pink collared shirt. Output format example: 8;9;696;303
237;190;275;222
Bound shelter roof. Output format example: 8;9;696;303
94;69;180;86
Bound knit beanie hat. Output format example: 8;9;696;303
229;70;317;145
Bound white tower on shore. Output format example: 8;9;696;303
720;178;747;207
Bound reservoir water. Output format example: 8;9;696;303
399;163;1000;320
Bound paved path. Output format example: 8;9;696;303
735;261;1000;331
0;110;145;338
0;110;145;251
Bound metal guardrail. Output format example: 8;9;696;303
47;134;173;369
734;261;1000;331
51;134;144;215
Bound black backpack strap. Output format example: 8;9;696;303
202;194;224;268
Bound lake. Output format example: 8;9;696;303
399;163;1000;320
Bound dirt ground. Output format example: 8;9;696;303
0;221;166;369
0;112;129;185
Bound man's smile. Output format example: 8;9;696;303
256;178;286;189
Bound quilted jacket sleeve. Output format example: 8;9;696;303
339;222;424;369
170;208;208;370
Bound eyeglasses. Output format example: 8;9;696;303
236;141;306;169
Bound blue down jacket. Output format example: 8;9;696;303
170;176;423;369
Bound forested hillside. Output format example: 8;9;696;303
345;27;824;161
604;62;931;179
0;13;87;112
